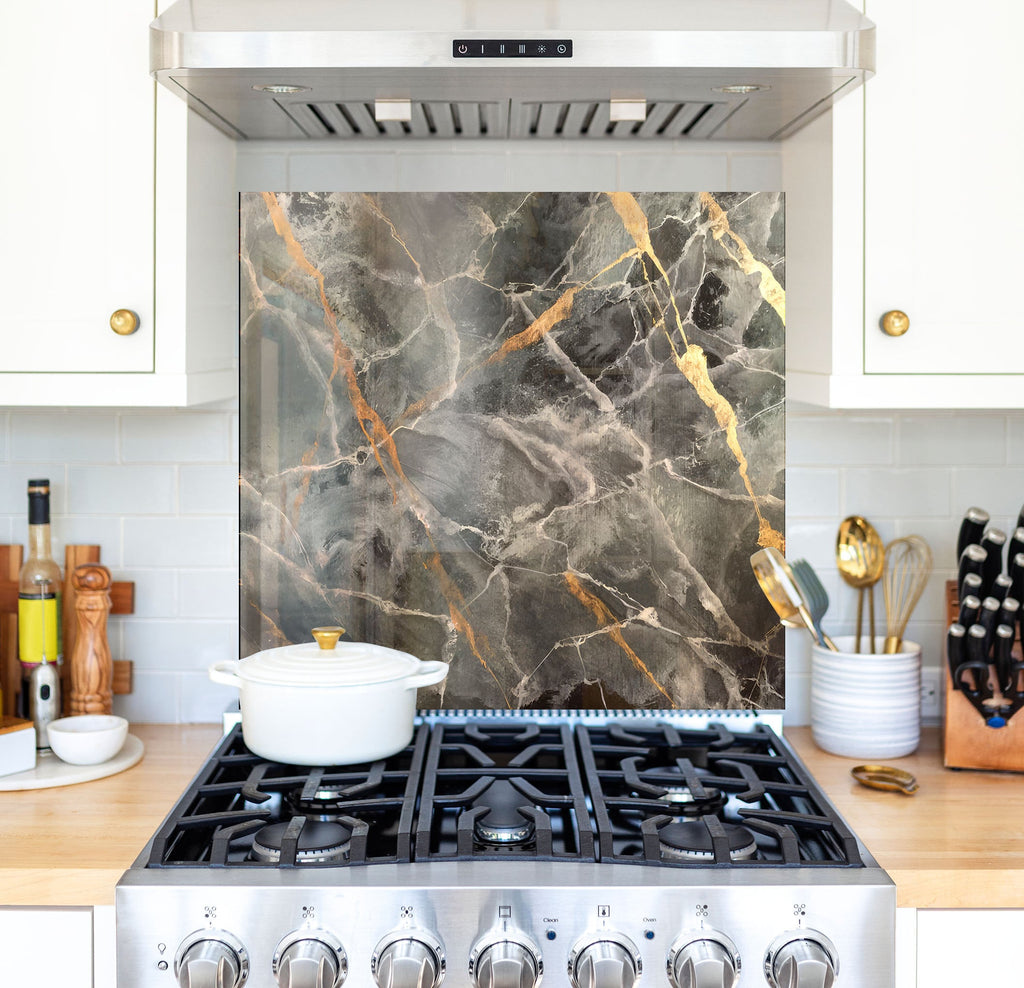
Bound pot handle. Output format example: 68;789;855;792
209;660;243;689
405;660;449;690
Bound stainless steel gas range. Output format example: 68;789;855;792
116;712;894;988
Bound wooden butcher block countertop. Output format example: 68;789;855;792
1;724;1020;909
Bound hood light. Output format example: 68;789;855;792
714;84;770;95
252;84;310;94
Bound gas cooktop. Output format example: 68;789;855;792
118;713;895;988
142;719;864;871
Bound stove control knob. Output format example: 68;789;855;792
569;934;642;988
274;931;347;988
470;935;543;988
764;931;838;988
175;930;249;988
372;931;446;988
668;932;740;988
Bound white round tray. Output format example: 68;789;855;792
0;733;144;791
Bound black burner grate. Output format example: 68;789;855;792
143;719;863;870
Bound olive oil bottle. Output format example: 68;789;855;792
18;479;62;725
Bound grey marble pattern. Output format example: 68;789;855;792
240;191;785;711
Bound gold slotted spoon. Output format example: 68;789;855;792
836;516;885;653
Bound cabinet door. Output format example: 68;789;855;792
1;0;154;373
862;0;1024;375
0;907;93;988
917;910;1022;984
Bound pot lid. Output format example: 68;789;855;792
237;627;426;687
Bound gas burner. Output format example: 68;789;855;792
655;785;727;818
471;780;536;845
251;820;353;864
657;821;758;863
285;785;352;820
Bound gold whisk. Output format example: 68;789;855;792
882;535;933;653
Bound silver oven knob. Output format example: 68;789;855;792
764;931;838;988
274;932;347;988
175;930;248;988
569;934;642;988
668;933;740;988
372;932;445;988
470;936;543;988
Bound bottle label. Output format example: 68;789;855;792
18;595;61;667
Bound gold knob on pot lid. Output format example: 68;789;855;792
880;310;910;337
311;626;345;650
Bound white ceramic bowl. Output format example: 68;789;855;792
47;715;128;765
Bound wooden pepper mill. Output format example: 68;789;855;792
69;564;113;715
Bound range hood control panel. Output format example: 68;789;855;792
452;40;573;58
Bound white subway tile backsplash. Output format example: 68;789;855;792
180;465;239;515
179;569;238;619
950;467;1024;524
617;153;728;192
116;569;179;619
122;618;237;671
10;412;117;463
120;411;229;463
782;521;843;570
785;468;840;518
899;414;1006;465
179;672;240;723
786;415;892;466
0;464;67;514
41;516;124;568
843;468;951;518
113;670;181;723
68;465;176;515
124;517;237;568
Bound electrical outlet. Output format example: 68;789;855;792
920;667;942;721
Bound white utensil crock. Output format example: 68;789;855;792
209;634;448;765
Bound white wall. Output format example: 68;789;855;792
3;141;1013;724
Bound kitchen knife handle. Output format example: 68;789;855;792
946;623;966;691
958;545;988;599
980;528;1008;588
1008;527;1024;569
957;507;990;562
1010;553;1024;604
995;623;1016;695
998;596;1020;631
990;573;1014;603
978;596;1002;645
965;624;993;698
958;594;982;628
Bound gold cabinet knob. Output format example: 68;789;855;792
311;626;345;650
880;310;910;337
109;309;140;336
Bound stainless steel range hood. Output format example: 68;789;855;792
151;0;874;142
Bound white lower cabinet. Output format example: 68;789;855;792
0;906;95;988
916;910;1022;986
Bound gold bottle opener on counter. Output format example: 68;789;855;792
851;764;919;795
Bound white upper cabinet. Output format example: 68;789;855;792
785;0;1024;408
0;0;236;406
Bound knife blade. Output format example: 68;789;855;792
946;623;966;690
957;506;990;562
980;528;1008;589
958;544;988;599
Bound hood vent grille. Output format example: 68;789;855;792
279;98;736;140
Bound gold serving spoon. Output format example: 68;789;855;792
836;516;885;653
751;547;839;651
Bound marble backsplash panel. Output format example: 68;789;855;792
240;191;785;711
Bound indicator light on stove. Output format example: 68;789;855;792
273;931;347;988
174;930;249;988
763;931;838;988
667;933;740;988
568;933;641;988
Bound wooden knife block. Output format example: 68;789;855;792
943;580;1024;772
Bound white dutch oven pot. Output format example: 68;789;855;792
209;627;448;765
